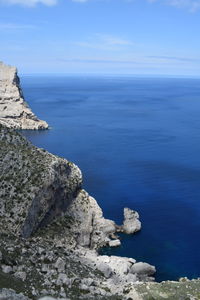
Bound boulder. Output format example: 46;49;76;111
109;239;121;247
122;207;141;234
130;262;156;276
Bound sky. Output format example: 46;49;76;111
1;0;200;76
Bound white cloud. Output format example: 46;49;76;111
0;0;57;6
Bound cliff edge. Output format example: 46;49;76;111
0;125;156;300
0;62;48;130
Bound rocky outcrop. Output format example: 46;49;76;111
0;62;48;129
0;123;142;247
0;125;157;299
122;207;141;234
0;125;81;238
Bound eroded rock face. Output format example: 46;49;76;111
0;62;48;129
65;189;117;249
0;125;157;299
122;207;141;234
0;125;121;248
0;125;81;238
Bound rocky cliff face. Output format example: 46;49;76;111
0;62;48;129
0;125;157;299
0;125;119;247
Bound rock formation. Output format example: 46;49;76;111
122;207;141;234
0;62;48;129
0;124;156;299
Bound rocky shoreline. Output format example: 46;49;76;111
0;125;156;300
0;62;48;130
0;125;199;300
0;64;199;299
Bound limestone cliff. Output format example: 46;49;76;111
0;125;156;299
0;62;48;129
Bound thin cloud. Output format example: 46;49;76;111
59;55;200;65
148;0;200;12
74;34;134;51
148;55;200;62
71;0;200;12
97;34;133;46
0;23;37;30
59;58;140;64
0;0;57;6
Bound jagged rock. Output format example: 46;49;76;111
55;258;66;272
14;271;27;281
56;274;72;287
81;278;94;286
0;62;48;130
65;189;117;249
0;125;82;238
122;207;141;234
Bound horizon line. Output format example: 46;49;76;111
19;72;200;79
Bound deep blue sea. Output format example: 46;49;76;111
21;75;200;282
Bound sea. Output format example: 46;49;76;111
21;75;200;282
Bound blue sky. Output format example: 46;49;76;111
1;0;200;76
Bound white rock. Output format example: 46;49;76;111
81;278;94;286
65;190;117;249
130;262;156;276
123;207;141;234
14;271;27;281
56;273;71;286
54;257;66;272
109;239;121;247
2;265;12;274
98;263;113;278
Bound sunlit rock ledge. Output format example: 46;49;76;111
0;62;48;130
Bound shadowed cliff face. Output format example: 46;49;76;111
0;125;82;238
0;62;48;129
0;125;118;248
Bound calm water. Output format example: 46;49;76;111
21;75;200;282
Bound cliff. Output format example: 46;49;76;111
0;125;156;300
0;62;48;129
